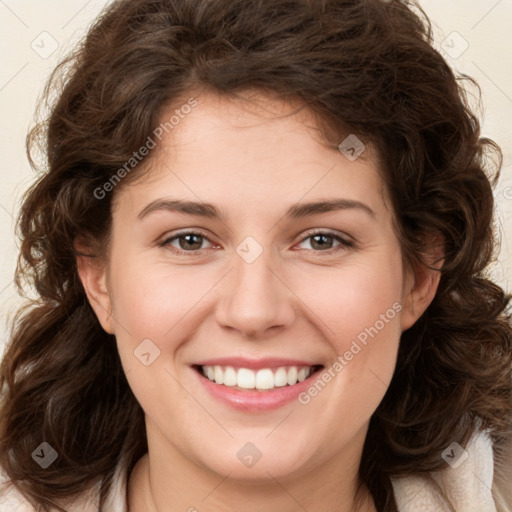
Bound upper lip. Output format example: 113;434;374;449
193;357;322;369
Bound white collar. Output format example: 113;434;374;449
391;428;497;511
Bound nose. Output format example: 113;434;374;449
215;244;297;340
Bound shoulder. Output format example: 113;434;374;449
0;457;129;512
391;428;499;512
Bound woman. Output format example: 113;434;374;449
0;0;511;510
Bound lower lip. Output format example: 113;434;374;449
195;368;320;411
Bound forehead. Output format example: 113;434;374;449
113;91;390;219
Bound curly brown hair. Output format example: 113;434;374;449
1;0;511;510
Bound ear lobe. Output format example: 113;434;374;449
74;239;115;334
400;233;444;331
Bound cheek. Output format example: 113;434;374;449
107;252;220;374
291;252;404;407
107;248;190;333
292;254;404;346
106;256;199;410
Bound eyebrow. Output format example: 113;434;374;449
137;198;375;221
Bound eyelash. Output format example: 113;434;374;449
158;229;354;255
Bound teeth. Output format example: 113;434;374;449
287;366;298;385
274;367;288;387
255;369;274;390
223;366;237;386
200;365;315;390
237;368;255;389
297;368;307;382
214;366;224;385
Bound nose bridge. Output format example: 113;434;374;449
215;235;295;338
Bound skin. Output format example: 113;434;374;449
77;90;441;512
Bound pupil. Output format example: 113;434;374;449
312;234;332;250
181;234;202;250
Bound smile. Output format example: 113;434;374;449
192;360;324;411
198;365;322;391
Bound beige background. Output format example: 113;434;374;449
1;0;511;351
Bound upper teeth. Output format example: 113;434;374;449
201;365;313;390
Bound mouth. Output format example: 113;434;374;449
193;364;324;392
191;357;326;411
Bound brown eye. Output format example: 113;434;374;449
160;231;214;254
297;231;353;253
310;234;335;250
175;233;204;251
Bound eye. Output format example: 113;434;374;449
159;231;216;254
159;229;353;255
296;230;354;253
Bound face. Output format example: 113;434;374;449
79;91;435;484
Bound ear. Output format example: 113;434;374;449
400;232;444;331
74;238;115;335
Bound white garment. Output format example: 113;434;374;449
0;429;498;511
390;429;497;512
